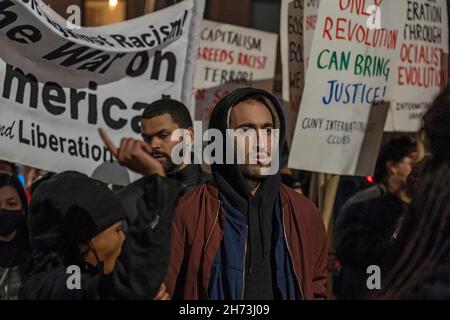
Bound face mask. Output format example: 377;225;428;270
0;209;24;237
83;241;104;275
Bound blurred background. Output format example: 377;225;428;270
42;0;281;31
42;0;285;95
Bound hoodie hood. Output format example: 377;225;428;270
208;87;286;196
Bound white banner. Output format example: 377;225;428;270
288;0;400;176
0;0;197;185
388;0;449;132
193;20;278;130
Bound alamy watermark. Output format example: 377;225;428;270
66;265;81;290
366;5;381;30
39;3;81;30
366;265;381;290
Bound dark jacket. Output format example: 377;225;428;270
405;264;450;300
335;184;408;299
20;175;182;300
167;164;210;196
165;182;327;300
165;87;327;300
0;174;30;300
0;266;22;300
0;226;29;300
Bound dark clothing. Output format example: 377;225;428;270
335;184;409;299
0;174;30;300
208;191;297;300
167;164;210;196
214;170;279;300
0;225;29;268
0;225;29;300
117;165;208;240
165;87;327;300
0;266;22;300
405;264;450;300
333;176;373;224
27;172;127;251
20;175;182;300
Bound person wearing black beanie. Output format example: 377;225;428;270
20;171;182;300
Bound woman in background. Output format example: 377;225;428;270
378;85;450;300
0;173;30;300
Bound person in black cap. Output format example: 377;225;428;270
0;173;30;300
20;171;182;300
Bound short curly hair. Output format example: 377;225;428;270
374;136;417;183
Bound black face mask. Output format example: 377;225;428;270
0;209;24;237
82;241;105;276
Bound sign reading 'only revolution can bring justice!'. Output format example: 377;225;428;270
288;0;401;176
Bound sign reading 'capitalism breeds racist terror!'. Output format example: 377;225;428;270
289;0;400;176
193;20;278;130
0;0;196;185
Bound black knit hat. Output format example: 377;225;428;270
28;171;127;251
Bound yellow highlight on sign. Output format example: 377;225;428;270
109;0;118;8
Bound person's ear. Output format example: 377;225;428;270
386;160;397;176
79;241;91;257
187;127;194;144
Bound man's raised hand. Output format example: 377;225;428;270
98;128;165;177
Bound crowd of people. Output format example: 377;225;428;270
1;85;449;300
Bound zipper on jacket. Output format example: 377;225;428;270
205;200;221;249
240;226;248;300
202;200;221;299
281;208;304;300
0;268;10;299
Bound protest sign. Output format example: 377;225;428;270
304;0;321;70
280;0;305;146
193;20;278;130
0;0;198;185
288;0;400;176
388;0;449;132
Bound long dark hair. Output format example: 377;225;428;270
377;159;450;299
376;86;450;299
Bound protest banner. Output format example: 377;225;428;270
280;0;305;146
304;0;321;70
288;0;400;176
0;0;200;185
388;0;449;132
193;20;278;130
